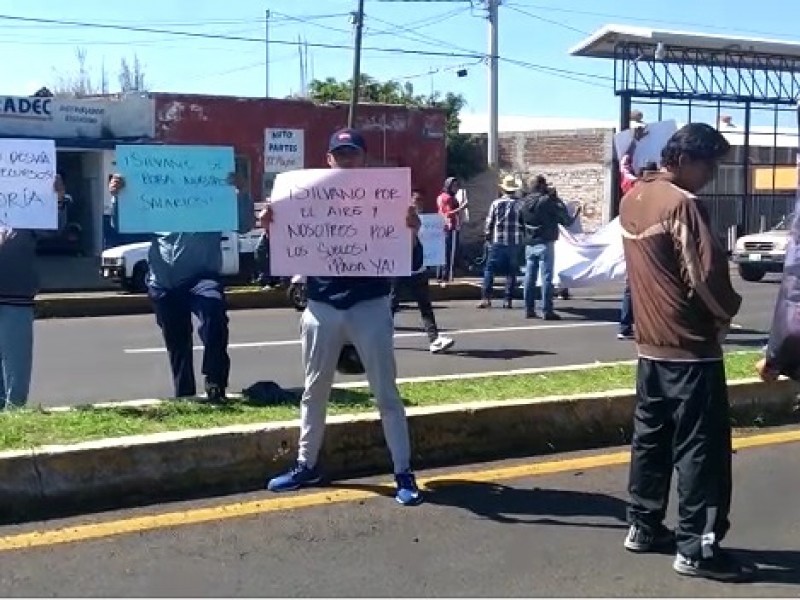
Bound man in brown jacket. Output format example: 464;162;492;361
619;123;753;582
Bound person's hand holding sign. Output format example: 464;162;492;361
258;201;273;230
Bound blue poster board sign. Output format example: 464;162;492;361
116;144;237;233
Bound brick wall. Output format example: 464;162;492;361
458;128;615;263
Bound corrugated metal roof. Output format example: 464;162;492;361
570;24;800;65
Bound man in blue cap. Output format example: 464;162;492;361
261;128;425;506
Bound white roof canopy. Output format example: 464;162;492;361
570;25;800;67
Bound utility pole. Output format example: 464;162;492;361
487;0;499;169
348;0;366;128
264;9;271;97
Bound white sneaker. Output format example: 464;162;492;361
430;336;454;354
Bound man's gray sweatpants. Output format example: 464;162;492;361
0;305;34;409
298;296;411;473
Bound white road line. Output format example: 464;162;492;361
124;321;616;354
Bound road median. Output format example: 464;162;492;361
1;352;794;523
33;280;482;319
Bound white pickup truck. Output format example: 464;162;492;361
731;215;791;282
100;230;264;293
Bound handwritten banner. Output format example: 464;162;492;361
0;138;57;229
269;167;412;277
264;128;304;174
115;144;238;233
419;214;446;267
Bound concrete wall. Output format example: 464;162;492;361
457;128;616;260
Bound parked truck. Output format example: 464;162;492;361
100;230;264;293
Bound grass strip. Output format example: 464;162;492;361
0;352;763;452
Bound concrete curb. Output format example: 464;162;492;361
0;378;796;522
33;282;482;319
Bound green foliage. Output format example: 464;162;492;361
306;74;485;181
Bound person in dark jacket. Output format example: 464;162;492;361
520;175;581;320
108;171;254;403
262;128;424;506
0;178;62;409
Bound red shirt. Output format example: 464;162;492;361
437;192;459;231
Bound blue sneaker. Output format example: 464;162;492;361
395;471;423;506
266;462;322;492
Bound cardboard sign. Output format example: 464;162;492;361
0;138;57;229
264;128;304;174
268;167;412;277
115;144;238;233
614;120;677;173
419;214;446;267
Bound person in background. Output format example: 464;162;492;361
478;175;525;309
436;177;466;286
392;190;455;354
618;160;660;340
262;128;425;506
519;175;581;320
108;171;254;403
617;119;650;340
620;123;751;582
0;178;62;409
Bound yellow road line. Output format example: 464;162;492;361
1;428;799;553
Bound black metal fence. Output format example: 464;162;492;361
699;193;796;249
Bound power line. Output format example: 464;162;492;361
0;13;484;59
504;5;589;36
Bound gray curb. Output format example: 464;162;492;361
0;378;795;522
33;282;482;319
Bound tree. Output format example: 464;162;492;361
306;74;484;180
119;54;146;93
51;48;147;97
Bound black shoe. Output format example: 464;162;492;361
203;383;229;404
624;524;675;553
503;300;513;309
525;311;540;319
673;550;756;583
543;312;562;321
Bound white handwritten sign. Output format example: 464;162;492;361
264;128;304;174
613;120;677;173
0;138;57;229
419;214;446;267
269;167;412;277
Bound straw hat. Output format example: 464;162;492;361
499;174;521;193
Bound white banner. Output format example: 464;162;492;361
0;138;57;229
552;218;626;288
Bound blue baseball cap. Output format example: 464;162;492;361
328;128;367;153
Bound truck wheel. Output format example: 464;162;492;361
123;262;149;294
738;264;766;283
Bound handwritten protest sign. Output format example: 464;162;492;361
264;128;305;174
269;167;412;277
419;214;446;267
115;144;237;233
0;138;57;229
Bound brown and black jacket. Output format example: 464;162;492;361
619;172;742;361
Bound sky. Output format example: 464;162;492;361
2;0;799;126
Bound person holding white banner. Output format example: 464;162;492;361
262;128;424;507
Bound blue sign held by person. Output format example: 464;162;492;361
116;144;238;233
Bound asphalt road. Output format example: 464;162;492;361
30;274;779;407
2;427;800;596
